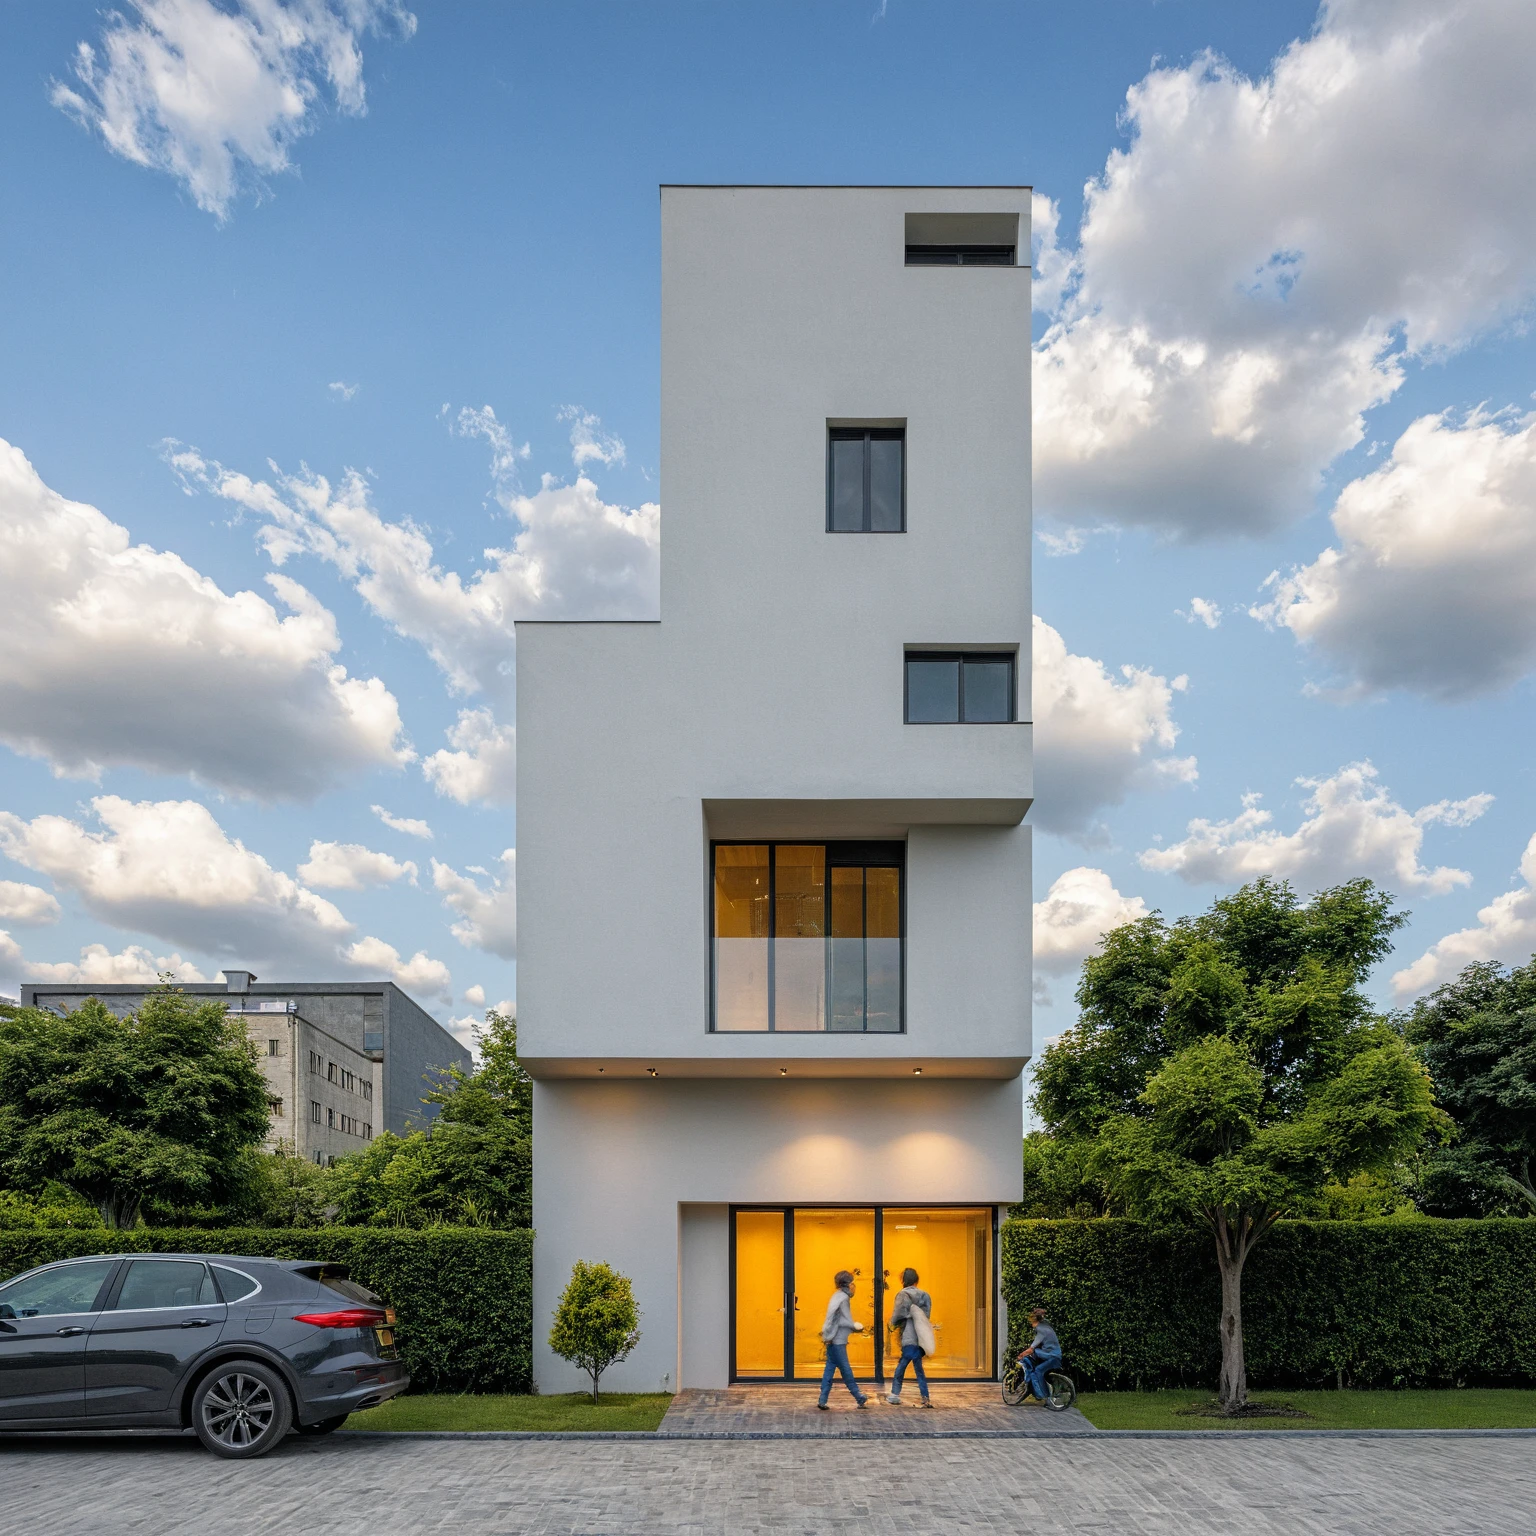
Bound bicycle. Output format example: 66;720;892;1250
1001;1353;1077;1411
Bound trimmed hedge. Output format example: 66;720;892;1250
0;1227;533;1394
1002;1218;1536;1391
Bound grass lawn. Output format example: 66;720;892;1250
346;1392;673;1433
1077;1388;1536;1432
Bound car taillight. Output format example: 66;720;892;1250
293;1307;388;1329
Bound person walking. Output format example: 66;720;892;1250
816;1270;870;1409
884;1267;934;1407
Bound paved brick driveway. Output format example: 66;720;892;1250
1;1431;1531;1534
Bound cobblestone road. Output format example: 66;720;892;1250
2;1431;1532;1535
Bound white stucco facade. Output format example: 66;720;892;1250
518;185;1033;1392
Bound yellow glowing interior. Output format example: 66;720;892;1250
880;1208;992;1376
733;1210;785;1375
792;1208;876;1377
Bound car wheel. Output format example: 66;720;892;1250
191;1360;293;1458
297;1415;349;1436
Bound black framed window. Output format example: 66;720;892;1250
905;652;1016;723
905;244;1015;266
828;428;904;532
711;841;903;1033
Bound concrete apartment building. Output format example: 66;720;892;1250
20;973;471;1164
518;185;1032;1393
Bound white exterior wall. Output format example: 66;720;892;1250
517;186;1032;1391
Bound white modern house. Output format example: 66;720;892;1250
519;185;1032;1393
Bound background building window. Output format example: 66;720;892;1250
828;428;904;533
310;1101;322;1124
309;1051;321;1075
327;1107;336;1129
267;1038;280;1057
271;1098;284;1118
712;842;903;1033
905;651;1015;723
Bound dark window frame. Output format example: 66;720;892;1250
827;427;905;534
709;840;906;1034
904;245;1016;266
904;650;1018;724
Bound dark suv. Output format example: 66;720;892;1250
0;1253;409;1457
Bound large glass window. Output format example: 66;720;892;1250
828;428;904;532
905;652;1016;723
711;842;903;1032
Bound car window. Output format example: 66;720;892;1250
319;1275;383;1307
0;1260;117;1317
211;1266;261;1302
112;1260;218;1310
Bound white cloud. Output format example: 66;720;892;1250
1139;762;1492;896
1033;0;1536;538
0;882;62;927
1254;410;1536;699
21;941;209;986
168;441;659;711
1033;868;1149;995
1392;834;1536;998
1032;616;1196;837
449;405;529;507
51;0;415;221
297;841;416;889
0;437;410;800
329;381;359;401
343;935;451;1001
371;804;432;840
433;850;516;959
422;708;516;805
0;796;353;964
463;983;485;1006
1180;598;1223;629
557;406;626;470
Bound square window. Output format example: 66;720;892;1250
828;429;904;533
711;842;903;1033
905;652;1015;723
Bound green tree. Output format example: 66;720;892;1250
1034;879;1442;1412
0;988;272;1228
321;1009;531;1227
548;1259;640;1403
1014;1131;1117;1218
1401;957;1536;1216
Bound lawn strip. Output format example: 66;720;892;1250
346;1392;672;1433
1077;1388;1536;1432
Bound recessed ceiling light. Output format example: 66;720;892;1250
647;1067;658;1077
779;1067;787;1076
913;1067;923;1076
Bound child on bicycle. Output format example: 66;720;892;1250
1017;1307;1062;1402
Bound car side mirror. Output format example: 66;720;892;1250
0;1305;15;1320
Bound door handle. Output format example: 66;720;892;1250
55;1326;86;1337
180;1318;214;1328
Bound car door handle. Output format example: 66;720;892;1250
55;1326;86;1337
180;1318;215;1328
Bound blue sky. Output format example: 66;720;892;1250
2;0;1534;1057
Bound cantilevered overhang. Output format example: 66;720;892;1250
521;1054;1030;1081
703;796;1031;838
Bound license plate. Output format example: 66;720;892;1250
375;1328;394;1348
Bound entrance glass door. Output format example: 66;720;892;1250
792;1208;876;1378
730;1206;994;1381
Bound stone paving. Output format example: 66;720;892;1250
657;1382;1094;1435
1;1431;1534;1534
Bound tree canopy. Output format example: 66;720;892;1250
1032;878;1441;1410
0;988;272;1228
1402;958;1536;1217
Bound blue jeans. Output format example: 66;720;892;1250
891;1343;929;1400
1026;1352;1062;1400
818;1340;864;1405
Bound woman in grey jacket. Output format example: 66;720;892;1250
817;1270;869;1409
885;1268;933;1406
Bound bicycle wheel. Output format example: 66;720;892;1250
1001;1365;1030;1407
1042;1370;1077;1412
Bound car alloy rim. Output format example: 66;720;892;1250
202;1373;276;1447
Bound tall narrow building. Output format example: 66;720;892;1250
518;185;1032;1391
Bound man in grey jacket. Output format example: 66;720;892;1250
885;1268;933;1406
817;1270;870;1409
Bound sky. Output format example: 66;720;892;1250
1;0;1534;1062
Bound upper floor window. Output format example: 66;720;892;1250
267;1038;280;1057
828;428;904;533
905;651;1015;723
711;842;903;1034
904;244;1015;266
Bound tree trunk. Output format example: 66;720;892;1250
591;1367;600;1405
98;1191;141;1230
1214;1226;1248;1413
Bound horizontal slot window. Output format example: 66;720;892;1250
905;652;1015;724
904;245;1016;266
